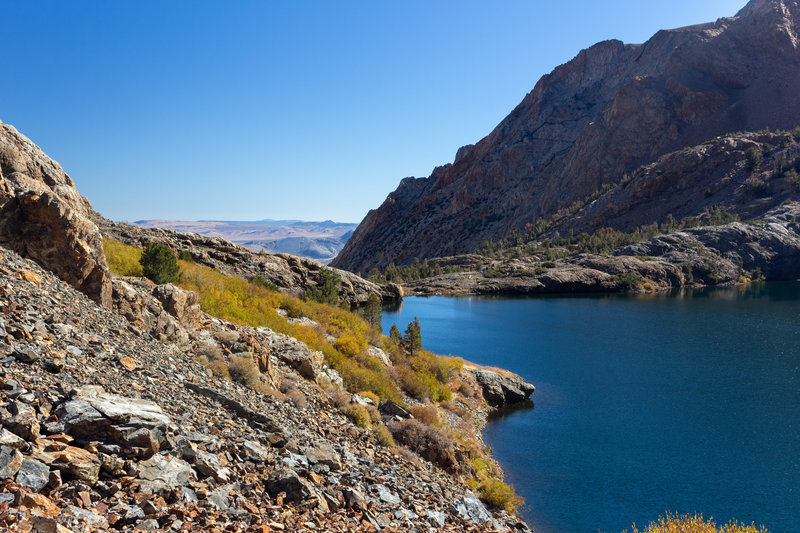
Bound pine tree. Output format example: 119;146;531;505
389;323;402;343
403;317;422;356
360;293;382;329
139;242;181;285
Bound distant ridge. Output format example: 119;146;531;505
132;219;357;263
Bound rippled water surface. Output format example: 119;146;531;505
382;283;800;533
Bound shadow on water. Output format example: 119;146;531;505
487;399;535;423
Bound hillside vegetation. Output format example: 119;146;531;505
103;238;522;512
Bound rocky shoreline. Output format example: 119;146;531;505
402;203;800;297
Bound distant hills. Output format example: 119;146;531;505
333;0;800;274
132;219;357;263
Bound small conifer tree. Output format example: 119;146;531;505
305;268;341;305
361;293;382;329
403;317;422;356
139;242;181;284
389;323;402;343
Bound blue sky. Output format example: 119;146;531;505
1;0;746;223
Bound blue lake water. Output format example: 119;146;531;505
382;283;800;533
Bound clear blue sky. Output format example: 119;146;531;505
0;0;746;223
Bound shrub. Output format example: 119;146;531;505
374;424;396;448
103;238;143;276
140;242;181;284
395;365;430;400
745;177;769;197
343;403;371;428
205;359;230;380
619;512;768;533
477;479;523;513
357;391;380;405
410;405;441;427
334;334;362;356
228;356;260;388
248;275;279;291
329;390;351;409
745;146;763;171
305;268;341;305
785;168;800;191
286;388;308;408
617;272;641;290
177;250;194;262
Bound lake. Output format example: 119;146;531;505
382;283;800;533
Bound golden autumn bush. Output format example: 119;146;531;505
620;513;768;533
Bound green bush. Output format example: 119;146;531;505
617;272;641;290
177;250;194;262
745;146;763;171
305;268;341;305
140;242;181;284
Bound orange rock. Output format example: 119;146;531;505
119;357;136;371
19;492;59;518
18;270;41;285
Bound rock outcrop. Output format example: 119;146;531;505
0;121;111;307
404;203;800;296
333;0;800;273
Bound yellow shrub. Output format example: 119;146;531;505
343;403;371;429
102;238;143;276
374;424;395;448
621;513;768;533
334;334;363;356
477;479;523;513
178;261;402;402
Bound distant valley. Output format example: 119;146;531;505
132;218;357;263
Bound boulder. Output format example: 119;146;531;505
53;386;173;457
2;400;40;440
111;278;189;344
0;121;111;307
470;369;535;408
137;453;196;489
16;457;50;491
265;468;315;503
451;492;494;525
0;446;23;478
379;400;412;419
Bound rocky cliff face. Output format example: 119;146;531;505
0;121;111;307
333;0;800;274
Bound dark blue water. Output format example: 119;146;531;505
382;283;800;533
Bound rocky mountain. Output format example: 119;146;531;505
333;0;800;274
132;220;357;264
